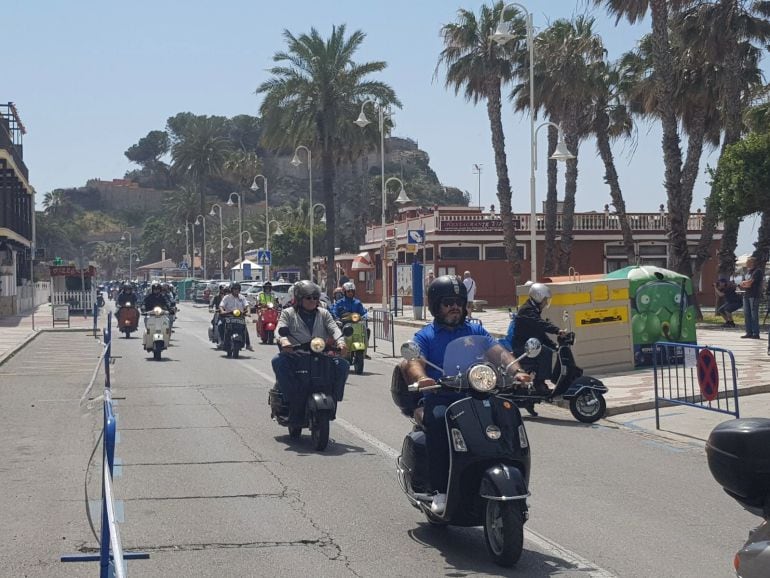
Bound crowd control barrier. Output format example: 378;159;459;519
653;341;740;430
62;312;148;576
372;308;396;358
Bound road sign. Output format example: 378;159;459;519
407;229;425;245
386;251;398;260
697;349;719;401
257;249;272;266
179;262;189;270
406;245;417;254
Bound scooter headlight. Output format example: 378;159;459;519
350;313;360;323
467;365;497;392
153;306;162;316
310;337;326;353
233;309;241;317
126;302;132;308
267;302;274;309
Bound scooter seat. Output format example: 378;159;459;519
413;406;425;428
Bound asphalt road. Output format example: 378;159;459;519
0;302;758;577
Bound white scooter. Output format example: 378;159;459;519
143;306;171;360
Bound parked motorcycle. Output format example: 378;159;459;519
392;336;541;567
511;312;608;423
117;303;140;338
142;306;170;360
220;310;247;358
268;325;352;451
96;291;105;308
707;418;770;577
338;312;368;375
256;302;280;345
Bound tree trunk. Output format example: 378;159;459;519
717;216;740;278
322;147;336;290
485;79;520;280
557;119;578;275
594;109;635;264
543;124;559;277
754;210;770;272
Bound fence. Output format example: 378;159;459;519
653;341;740;430
51;289;97;313
62;312;148;576
371;307;396;358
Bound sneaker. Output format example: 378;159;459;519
741;334;752;339
534;382;553;396
430;493;447;515
750;335;761;339
246;345;254;351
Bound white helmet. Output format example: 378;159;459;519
342;281;356;293
528;282;552;309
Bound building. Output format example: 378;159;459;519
357;204;723;308
0;102;34;316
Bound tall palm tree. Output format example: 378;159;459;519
257;25;398;289
91;241;126;280
171;116;233;217
42;189;74;218
437;2;526;279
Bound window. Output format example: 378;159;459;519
485;245;526;260
639;244;667;256
440;245;480;260
605;242;631;273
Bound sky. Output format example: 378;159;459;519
5;0;764;254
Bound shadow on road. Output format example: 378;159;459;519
273;434;368;457
522;415;594;429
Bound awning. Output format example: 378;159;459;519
351;251;374;270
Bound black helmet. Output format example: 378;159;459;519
151;282;162;291
231;282;241;292
294;280;321;301
263;281;272;288
427;275;467;317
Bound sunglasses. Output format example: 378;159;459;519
440;297;464;307
303;294;321;300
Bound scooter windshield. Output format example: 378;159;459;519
442;335;495;378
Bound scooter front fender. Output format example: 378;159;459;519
479;465;529;501
563;375;608;399
307;392;336;413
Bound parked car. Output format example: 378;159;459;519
193;280;218;304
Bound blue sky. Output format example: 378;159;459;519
6;0;763;253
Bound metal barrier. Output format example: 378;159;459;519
653;341;740;430
92;302;99;338
371;307;396;358
63;313;148;576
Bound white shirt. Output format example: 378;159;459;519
220;294;249;313
463;277;476;301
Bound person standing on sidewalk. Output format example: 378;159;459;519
739;256;763;339
714;278;741;328
462;271;476;316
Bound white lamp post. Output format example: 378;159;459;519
194;215;207;279
490;2;574;281
309;203;326;283
380;176;411;310
291;145;313;278
227;192;243;263
209;203;224;280
251;173;271;280
120;231;133;281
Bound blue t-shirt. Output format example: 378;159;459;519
333;297;367;319
413;320;495;382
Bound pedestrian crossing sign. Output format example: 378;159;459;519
407;229;425;245
257;249;272;265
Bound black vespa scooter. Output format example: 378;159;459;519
268;325;352;451
392;336;541;567
219;310;247;358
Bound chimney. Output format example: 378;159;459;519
162;249;166;261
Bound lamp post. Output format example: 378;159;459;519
176;223;190;279
380;177;411;310
309;203;326;284
473;164;483;209
209;203;224;280
290;145;313;278
251;173;270;280
490;3;574;281
354;99;389;307
227;192;243;263
120;231;133;281
194;214;207;279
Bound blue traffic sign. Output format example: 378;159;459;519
407;229;425;245
257;249;272;266
179;262;189;270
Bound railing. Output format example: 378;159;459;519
371;307;396;358
653;341;740;430
51;290;96;312
62;312;148;575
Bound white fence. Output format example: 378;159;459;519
15;282;50;314
51;289;96;312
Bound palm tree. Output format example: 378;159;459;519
91;242;126;280
257;25;398;289
42;189;74;218
437;2;526;279
171;116;233;216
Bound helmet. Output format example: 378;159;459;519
122;283;132;291
427;275;467;317
343;281;356;293
528;282;552;309
333;286;344;300
151;282;162;291
231;282;241;292
294;280;321;301
263;281;272;289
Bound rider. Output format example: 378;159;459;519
332;286;345;303
257;281;277;307
273;280;349;425
218;283;253;350
142;282;169;312
332;282;367;320
512;282;566;396
400;275;531;515
116;283;135;307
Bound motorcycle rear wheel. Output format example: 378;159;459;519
232;347;239;359
266;330;274;345
288;426;302;439
569;391;606;423
153;343;162;361
311;413;330;451
483;500;524;567
124;329;131;339
354;351;364;375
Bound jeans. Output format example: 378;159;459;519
423;392;464;493
743;295;760;336
272;353;350;423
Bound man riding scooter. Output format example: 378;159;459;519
332;282;370;358
255;281;280;344
219;283;253;351
116;283;140;338
401;275;531;515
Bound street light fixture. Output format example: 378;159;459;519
291;145;313;278
194;214;207;279
490;2;575;281
120;231;133;281
308;203;327;282
252;173;271;279
227;191;243;263
209;203;224;280
380;176;412;310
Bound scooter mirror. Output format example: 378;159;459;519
524;338;542;357
278;326;290;337
400;341;422;361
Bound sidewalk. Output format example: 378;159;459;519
0;304;98;366
365;302;770;417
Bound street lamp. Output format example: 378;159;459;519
291;145;313;277
209;203;224;280
380;177;411;310
227;192;243;263
309;203;326;282
120;231;133;281
490;3;574;281
194;214;207;279
176;223;190;279
354;99;390;307
252;173;271;279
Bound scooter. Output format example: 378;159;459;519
511;312;608;423
117;303;140;338
706;418;770;577
208;310;220;343
96;291;105;308
142;306;170;360
392;336;541;567
220;310;247;358
256;302;280;345
268;325;352;451
338;312;368;375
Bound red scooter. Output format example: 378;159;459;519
256;302;280;345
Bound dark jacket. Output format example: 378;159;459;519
142;293;169;312
512;298;561;353
117;291;135;307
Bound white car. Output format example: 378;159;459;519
245;282;293;311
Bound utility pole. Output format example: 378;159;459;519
473;164;483;209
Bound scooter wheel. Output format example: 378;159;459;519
266;331;274;346
232;348;239;359
288;426;302;439
354;351;364;375
483;500;524;567
311;414;330;451
569;391;607;423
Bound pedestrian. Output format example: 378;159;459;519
714;277;741;328
339;269;350;285
463;270;477;315
739;256;763;339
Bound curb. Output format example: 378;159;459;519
0;331;41;367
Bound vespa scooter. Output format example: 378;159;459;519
338;312;368;374
142;306;170;360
